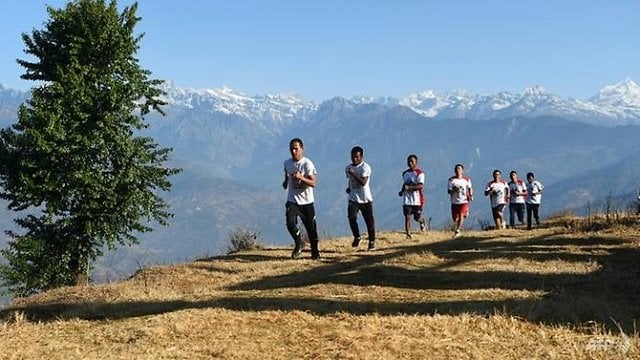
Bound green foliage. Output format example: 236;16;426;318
227;228;263;254
0;216;81;297
0;0;180;296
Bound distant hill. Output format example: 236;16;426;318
544;149;640;215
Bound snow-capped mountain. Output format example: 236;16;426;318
159;79;640;127
3;79;640;127
359;79;640;125
588;78;640;120
160;82;317;133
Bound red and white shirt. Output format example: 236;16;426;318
402;168;425;206
448;176;473;205
485;180;509;208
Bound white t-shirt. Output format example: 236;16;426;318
284;157;317;205
509;180;527;204
448;176;473;205
402;168;425;206
485;180;509;208
526;180;544;204
346;161;373;203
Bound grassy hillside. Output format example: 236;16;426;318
1;218;639;359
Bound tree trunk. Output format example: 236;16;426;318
68;256;89;286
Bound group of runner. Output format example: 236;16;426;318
482;169;545;232
282;138;544;259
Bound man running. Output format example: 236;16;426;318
345;146;376;251
484;169;509;230
525;172;544;230
282;138;320;259
399;154;426;239
448;163;473;237
508;170;527;228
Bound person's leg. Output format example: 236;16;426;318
414;207;426;231
532;204;540;226
404;215;412;238
492;207;500;229
517;204;525;224
526;204;533;230
456;215;464;234
348;201;361;247
457;203;469;233
361;202;376;248
403;205;412;238
496;204;506;229
509;204;516;228
451;204;462;235
300;204;320;258
461;203;470;233
286;202;304;258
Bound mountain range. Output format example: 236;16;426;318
1;79;640;283
159;78;640;126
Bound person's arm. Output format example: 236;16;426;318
348;167;369;186
292;171;316;187
406;172;424;191
530;182;542;195
517;183;527;196
282;170;288;189
447;179;455;195
484;182;492;196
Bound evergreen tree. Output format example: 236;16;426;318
0;0;180;296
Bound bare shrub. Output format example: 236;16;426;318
227;228;263;254
545;210;578;229
477;218;494;231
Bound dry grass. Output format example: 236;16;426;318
546;209;640;233
1;224;640;359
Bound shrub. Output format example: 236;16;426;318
227;228;263;254
477;218;494;231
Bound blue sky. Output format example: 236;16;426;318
1;0;638;101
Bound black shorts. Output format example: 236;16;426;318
491;204;506;218
403;205;423;221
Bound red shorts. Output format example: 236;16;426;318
451;203;469;220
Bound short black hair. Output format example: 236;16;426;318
527;172;535;178
407;154;418;162
351;146;363;156
289;138;303;148
493;169;501;175
510;170;517;176
455;163;464;170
